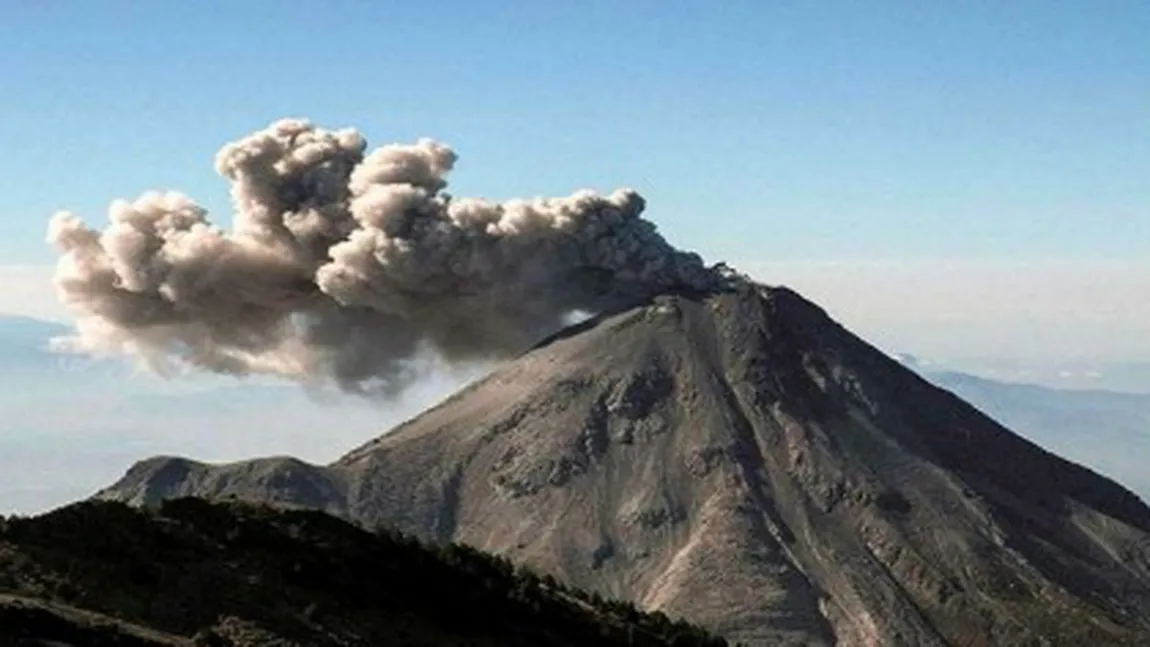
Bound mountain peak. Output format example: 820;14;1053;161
97;281;1150;645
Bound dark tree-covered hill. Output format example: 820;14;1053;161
0;498;733;646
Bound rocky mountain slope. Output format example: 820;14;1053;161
0;498;728;646
97;282;1150;646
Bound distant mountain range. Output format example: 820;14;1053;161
926;371;1150;503
0;315;68;366
896;352;1150;394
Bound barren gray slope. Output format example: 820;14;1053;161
98;284;1150;646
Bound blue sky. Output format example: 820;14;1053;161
2;1;1148;358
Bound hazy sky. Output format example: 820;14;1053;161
2;1;1147;360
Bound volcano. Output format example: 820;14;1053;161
96;280;1150;645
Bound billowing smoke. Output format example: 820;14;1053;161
47;119;717;395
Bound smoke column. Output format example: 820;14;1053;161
47;119;717;395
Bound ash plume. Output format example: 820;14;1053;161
47;118;717;394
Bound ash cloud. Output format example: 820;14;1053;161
47;119;716;395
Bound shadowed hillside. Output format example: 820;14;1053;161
0;498;732;646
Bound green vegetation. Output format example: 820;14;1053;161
0;499;735;646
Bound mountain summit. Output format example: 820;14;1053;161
97;281;1150;645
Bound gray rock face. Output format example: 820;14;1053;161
97;283;1150;646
